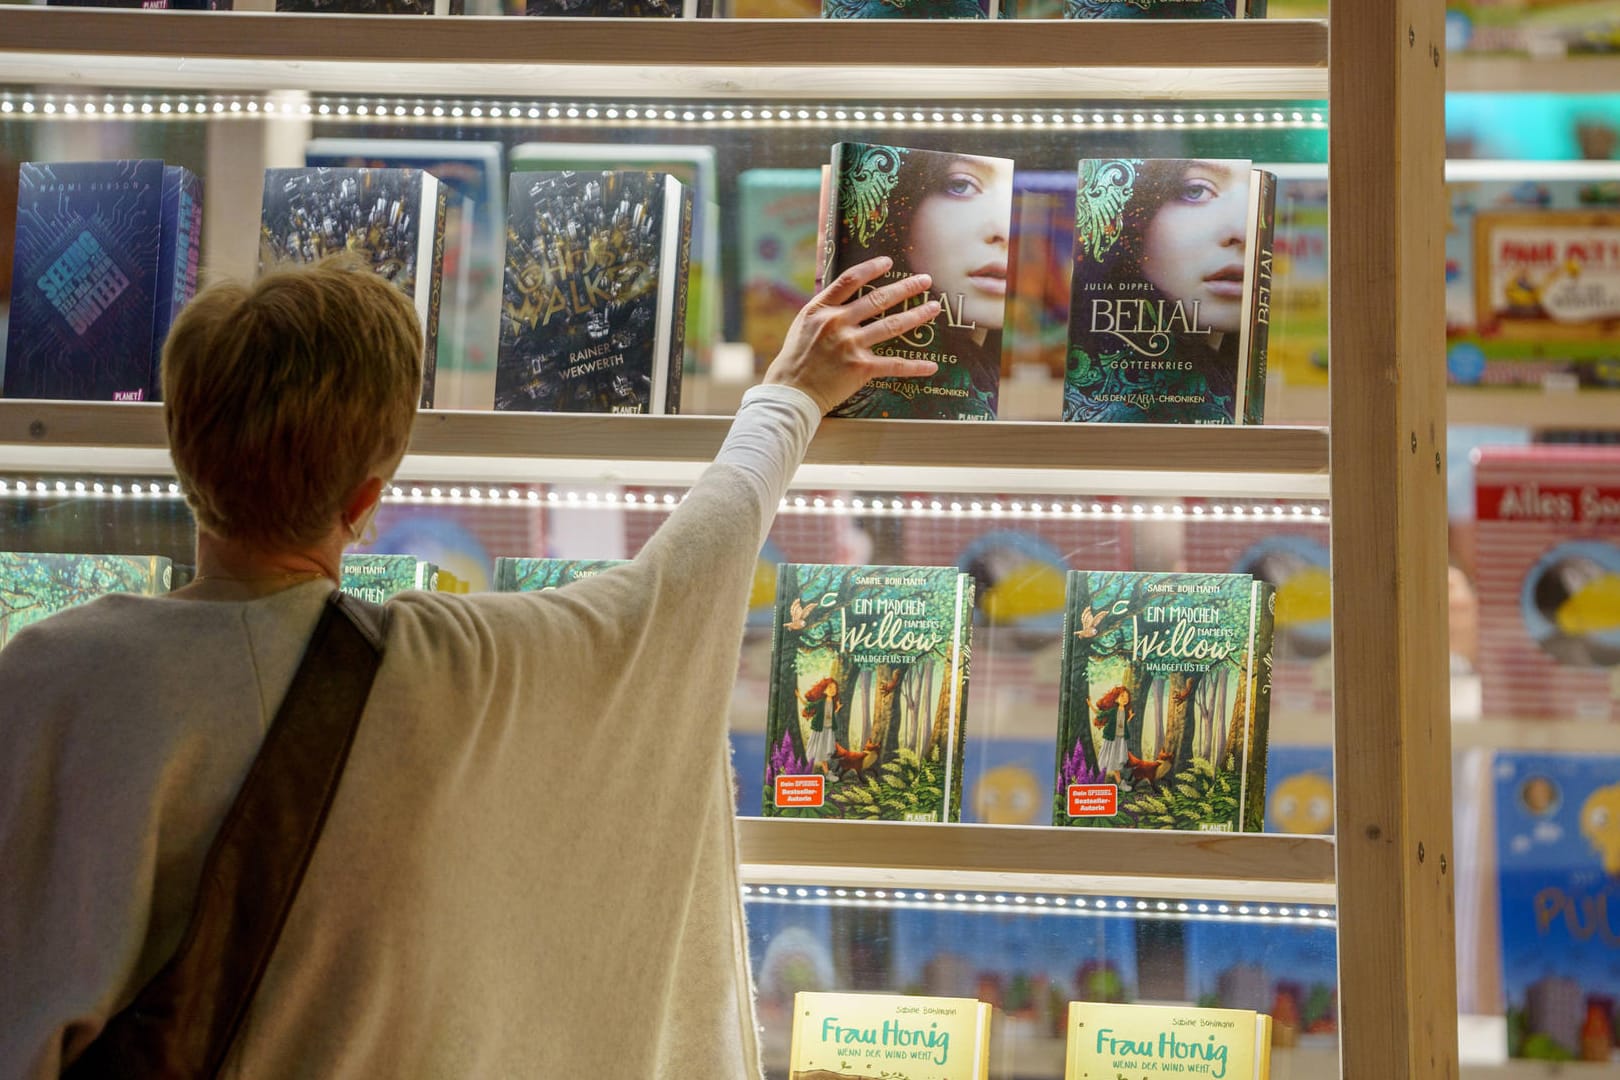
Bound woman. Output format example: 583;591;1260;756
0;253;938;1078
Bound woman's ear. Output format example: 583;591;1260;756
342;475;386;534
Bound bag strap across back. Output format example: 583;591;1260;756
65;590;390;1080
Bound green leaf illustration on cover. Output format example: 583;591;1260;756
340;555;437;602
1075;158;1135;264
492;557;627;592
0;552;172;649
839;145;906;248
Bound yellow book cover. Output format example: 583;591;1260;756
1065;1002;1269;1080
788;991;991;1080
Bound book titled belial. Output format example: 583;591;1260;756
0;552;172;649
492;557;627;592
1054;570;1275;832
1064;1002;1273;1080
1064;159;1276;425
821;143;1014;420
764;563;974;822
339;555;439;602
5;160;201;402
259;167;456;408
788;992;991;1080
495;171;692;414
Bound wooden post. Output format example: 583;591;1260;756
1330;0;1458;1075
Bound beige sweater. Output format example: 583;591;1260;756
0;384;821;1080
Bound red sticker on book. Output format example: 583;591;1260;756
775;775;825;808
1068;784;1117;817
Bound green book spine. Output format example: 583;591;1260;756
945;573;976;823
1241;579;1278;832
1241;169;1277;426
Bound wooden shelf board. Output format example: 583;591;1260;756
1267;384;1620;431
737;818;1336;903
1448;53;1620;94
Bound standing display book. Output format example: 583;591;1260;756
1064;0;1264;14
258;166;455;409
1063;159;1276;425
764;563;974;822
492;556;627;591
786;992;992;1080
1054;570;1275;832
5;160;201;402
277;0;464;12
0;552;173;649
1064;1002;1273;1079
495;171;691;414
823;0;994;17
821;142;1013;420
339;555;439;602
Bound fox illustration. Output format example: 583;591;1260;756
1123;748;1174;793
829;740;881;783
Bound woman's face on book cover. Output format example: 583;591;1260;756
1141;160;1251;334
907;155;1013;332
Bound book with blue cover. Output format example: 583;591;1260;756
339;554;439;602
5;160;201;402
495;170;692;414
151;166;203;402
492;557;627;591
737;168;822;373
0;552;173;649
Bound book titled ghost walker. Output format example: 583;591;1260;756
1064;1002;1273;1080
1054;570;1275;832
495;171;692;414
765;563;974;821
788;992;992;1080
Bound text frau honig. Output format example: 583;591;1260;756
1095;1027;1231;1079
819;1017;950;1066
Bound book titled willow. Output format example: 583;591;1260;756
787;992;992;1080
259;167;455;409
0;552;172;649
1064;1002;1273;1080
339;555;439;602
495;171;692;414
1063;159;1275;425
821;143;1013;420
764;563;974;821
1054;570;1275;832
492;557;627;591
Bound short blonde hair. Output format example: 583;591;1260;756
162;257;422;550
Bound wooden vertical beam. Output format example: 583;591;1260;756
1330;0;1457;1076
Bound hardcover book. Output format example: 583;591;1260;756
1004;170;1077;382
1063;0;1263;13
787;992;991;1080
823;0;992;17
522;0;709;13
1063;159;1274;425
821;143;1014;420
1064;1002;1272;1080
738;168;823;373
1266;165;1329;388
1494;751;1620;1062
1053;570;1275;832
764;563;974;822
259;166;456;408
6;160;201;402
339;555;439;602
0;552;173;648
492;556;627;591
1474;445;1620;722
495;170;692;414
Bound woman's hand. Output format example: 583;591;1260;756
762;255;941;414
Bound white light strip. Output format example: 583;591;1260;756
740;883;1337;927
0;92;1327;133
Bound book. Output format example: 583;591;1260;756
1263;744;1334;835
1265;164;1329;388
339;554;439;602
764;563;974;822
1064;1002;1272;1080
5;160;201;402
1063;160;1274;424
1238;167;1276;424
1474;445;1620;722
1004;170;1077;382
786;992;991;1079
492;556;627;591
522;0;709;13
258;166;457;409
737;168;823;373
1063;0;1263;13
303;138;502;409
823;0;993;16
0;552;173;648
1053;570;1275;831
494;171;691;414
821;143;1014;420
278;0;463;12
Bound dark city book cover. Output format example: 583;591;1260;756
150;165;203;402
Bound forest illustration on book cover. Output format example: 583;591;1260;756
494;557;626;592
0;553;170;649
1055;571;1261;831
259;168;422;296
766;564;970;822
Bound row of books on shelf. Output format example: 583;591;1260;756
42;0;1268;18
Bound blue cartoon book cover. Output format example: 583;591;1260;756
0;552;173;649
1495;752;1620;1062
492;557;627;591
339;554;439;602
1264;745;1334;835
6;160;169;401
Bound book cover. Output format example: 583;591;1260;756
787;992;991;1079
764;563;974;822
258;166;454;408
495;170;691;414
738;169;822;373
492;556;627;591
1263;744;1334;835
278;0;464;12
523;0;709;13
1238;168;1276;425
1064;0;1243;15
1064;1002;1269;1080
823;0;991;16
1494;751;1620;1061
1182;917;1337;1047
822;143;1013;420
1475;445;1620;722
1054;570;1272;832
1063;159;1260;424
1266;165;1329;388
150;165;203;402
0;552;173;648
339;554;438;602
1004;170;1076;383
5;160;166;401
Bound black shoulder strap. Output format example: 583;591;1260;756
65;591;390;1079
